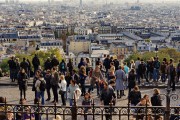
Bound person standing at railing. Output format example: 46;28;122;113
35;74;46;105
44;70;52;101
82;93;92;120
59;75;67;106
50;68;59;104
115;66;126;99
17;69;28;100
8;56;17;82
129;86;141;106
167;59;176;91
128;68;136;93
20;58;29;75
151;88;162;120
32;54;40;76
100;82;116;120
67;79;79;106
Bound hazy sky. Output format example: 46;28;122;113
1;0;179;3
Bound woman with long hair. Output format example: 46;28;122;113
88;65;103;96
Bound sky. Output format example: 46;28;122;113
1;0;179;3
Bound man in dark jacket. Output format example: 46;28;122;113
113;59;120;71
51;55;59;68
32;54;40;75
138;60;149;84
103;55;110;74
20;58;29;74
78;58;86;69
44;57;52;70
8;56;17;82
101;82;116;120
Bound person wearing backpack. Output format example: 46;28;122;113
59;60;67;75
35;74;46;105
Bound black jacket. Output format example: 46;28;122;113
17;73;28;90
51;58;59;67
20;61;29;71
44;74;52;89
128;73;136;89
100;87;116;105
151;94;162;106
8;59;16;69
32;56;40;68
44;60;52;70
129;90;141;106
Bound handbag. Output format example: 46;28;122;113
59;89;63;95
58;85;63;95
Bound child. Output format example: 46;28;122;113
82;93;92;120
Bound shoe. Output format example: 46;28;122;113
117;96;121;99
51;101;55;103
46;99;50;101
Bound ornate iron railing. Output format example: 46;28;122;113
0;101;180;120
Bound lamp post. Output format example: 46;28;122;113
155;45;158;57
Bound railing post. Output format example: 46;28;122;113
54;102;57;119
145;100;148;120
128;98;130;120
165;88;171;120
4;97;7;119
92;99;95;120
110;101;113;120
72;93;77;120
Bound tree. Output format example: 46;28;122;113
0;48;64;73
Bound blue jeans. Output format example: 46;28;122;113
153;69;159;82
69;99;74;106
161;73;166;82
37;91;45;105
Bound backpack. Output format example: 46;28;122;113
61;63;65;69
39;80;46;91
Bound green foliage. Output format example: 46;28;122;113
145;39;151;43
124;52;141;64
124;48;179;64
159;48;180;63
0;48;63;72
0;59;9;73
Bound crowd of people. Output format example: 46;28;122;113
4;54;180;120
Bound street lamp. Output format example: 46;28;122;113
155;45;158;57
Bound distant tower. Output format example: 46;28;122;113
16;0;19;3
51;0;54;3
48;0;50;4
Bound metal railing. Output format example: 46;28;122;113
0;98;180;120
